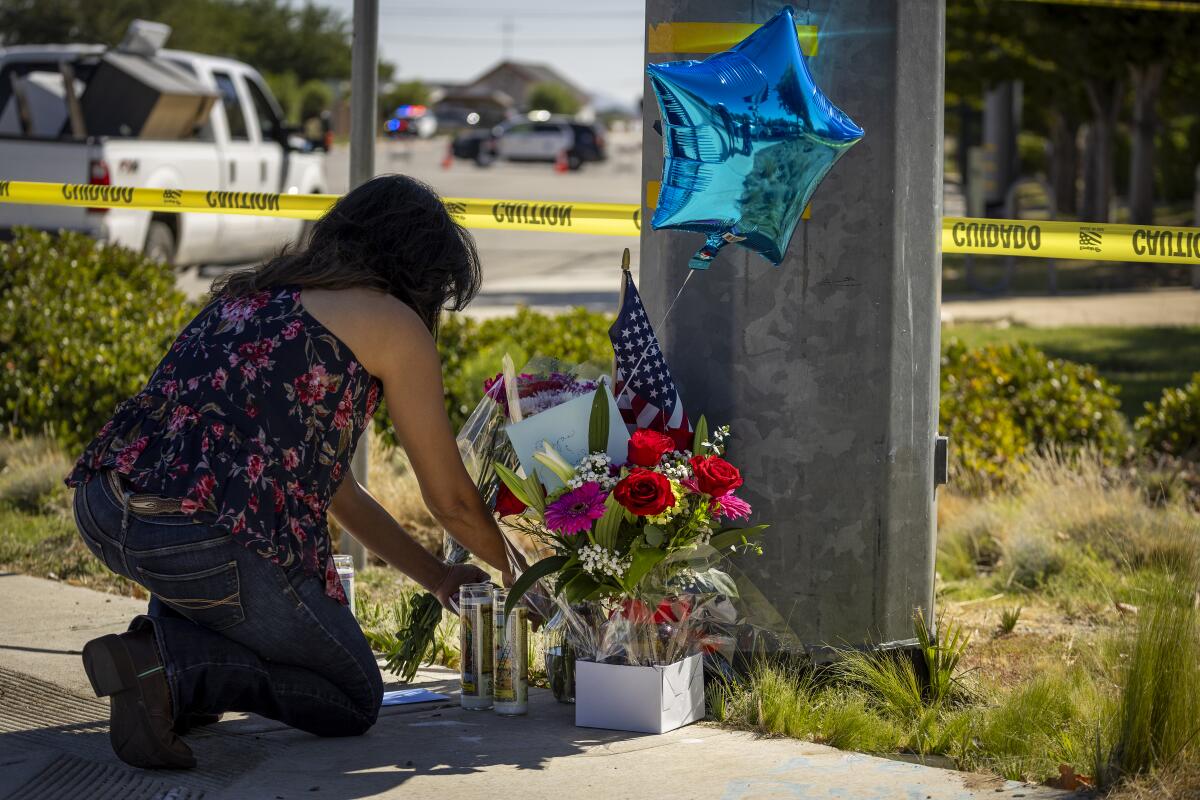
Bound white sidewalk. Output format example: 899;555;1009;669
0;573;1069;800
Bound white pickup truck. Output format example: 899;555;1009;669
0;41;326;267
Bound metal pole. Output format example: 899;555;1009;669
641;0;945;657
344;0;379;570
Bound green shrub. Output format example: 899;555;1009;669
940;339;1129;489
1135;372;1200;462
0;229;198;454
376;306;615;444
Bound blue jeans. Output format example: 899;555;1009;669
72;472;382;737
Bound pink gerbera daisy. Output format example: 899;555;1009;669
712;492;752;520
544;482;607;535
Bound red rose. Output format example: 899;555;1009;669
627;429;676;468
613;468;675;517
494;483;527;517
689;455;743;497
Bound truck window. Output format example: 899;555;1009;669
244;77;280;143
213;71;248;141
164;58;214;142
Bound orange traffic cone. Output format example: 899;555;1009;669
440;143;453;170
554;149;569;173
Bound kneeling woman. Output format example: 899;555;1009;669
66;176;508;769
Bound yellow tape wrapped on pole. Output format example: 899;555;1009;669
2;180;1199;264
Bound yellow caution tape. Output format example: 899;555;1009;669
0;179;336;220
943;217;1200;264
647;21;819;55
2;180;1197;263
0;179;640;237
444;197;642;237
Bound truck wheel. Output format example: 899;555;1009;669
143;221;176;267
567;153;583;171
474;150;494;167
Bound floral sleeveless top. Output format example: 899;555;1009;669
66;286;381;604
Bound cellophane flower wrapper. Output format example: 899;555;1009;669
544;544;802;668
441;357;608;582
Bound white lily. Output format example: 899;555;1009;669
533;440;577;485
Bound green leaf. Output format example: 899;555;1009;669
621;545;668;593
553;563;581;596
643;524;665;547
495;462;536;508
709;524;770;552
692;415;709;454
592;494;625;550
562;571;601;603
521;471;546;514
588;385;610;454
505;554;568;615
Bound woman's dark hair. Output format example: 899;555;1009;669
211;175;481;333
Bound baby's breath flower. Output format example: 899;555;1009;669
578;543;631;580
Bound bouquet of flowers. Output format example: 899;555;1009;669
383;357;603;681
496;387;768;667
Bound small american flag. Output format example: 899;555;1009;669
609;267;690;437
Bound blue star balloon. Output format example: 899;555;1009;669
647;7;864;270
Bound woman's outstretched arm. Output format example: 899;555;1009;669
304;288;513;581
328;479;487;607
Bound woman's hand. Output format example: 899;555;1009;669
432;563;491;612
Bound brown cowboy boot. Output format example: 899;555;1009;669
82;630;196;769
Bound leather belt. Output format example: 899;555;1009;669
104;470;186;515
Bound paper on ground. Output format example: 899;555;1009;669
381;688;450;706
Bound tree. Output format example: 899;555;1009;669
527;82;581;116
264;71;300;122
0;0;388;84
298;80;333;121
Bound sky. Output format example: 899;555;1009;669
306;1;648;108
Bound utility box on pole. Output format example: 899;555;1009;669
640;1;945;655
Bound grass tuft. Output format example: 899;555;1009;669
833;648;926;721
915;612;971;706
0;436;71;513
966;666;1110;783
1102;568;1200;785
997;605;1022;635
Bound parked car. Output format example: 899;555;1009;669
0;24;326;267
451;115;606;170
433;106;481;136
384;104;436;139
450;127;497;166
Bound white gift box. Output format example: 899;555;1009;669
574;653;705;734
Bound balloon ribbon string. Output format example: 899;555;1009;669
622;269;695;393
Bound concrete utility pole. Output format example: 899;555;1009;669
344;0;379;570
640;1;946;656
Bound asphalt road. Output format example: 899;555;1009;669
179;134;644;316
326;134;644;317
